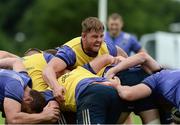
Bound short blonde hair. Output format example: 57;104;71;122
108;13;123;22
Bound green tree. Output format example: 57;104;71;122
0;0;180;53
18;0;98;50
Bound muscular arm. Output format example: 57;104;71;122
108;53;146;75
89;54;126;74
43;57;67;89
116;84;152;101
0;51;18;59
0;57;26;72
43;57;67;103
89;54;114;73
4;98;59;124
105;52;161;78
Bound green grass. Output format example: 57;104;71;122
0;113;141;124
132;113;142;124
0;113;4;124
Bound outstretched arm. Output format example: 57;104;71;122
107;77;152;101
89;54;115;74
95;76;152;101
0;57;26;72
105;52;161;79
0;51;19;59
116;84;152;101
88;54;126;74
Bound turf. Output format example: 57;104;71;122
0;113;141;124
132;114;142;124
0;113;4;124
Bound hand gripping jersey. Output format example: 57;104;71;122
57;66;107;112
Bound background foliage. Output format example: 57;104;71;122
0;0;180;55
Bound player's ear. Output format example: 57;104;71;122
23;96;33;104
81;32;86;39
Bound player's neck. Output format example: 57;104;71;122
81;40;98;57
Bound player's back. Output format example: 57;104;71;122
0;69;31;108
153;69;180;108
57;66;107;112
23;52;54;91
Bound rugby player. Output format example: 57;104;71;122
0;57;60;124
41;15;161;123
105;13;145;56
43;17;128;104
103;53;180;123
0;49;70;124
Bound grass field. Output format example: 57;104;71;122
0;113;141;124
132;114;142;124
0;113;4;124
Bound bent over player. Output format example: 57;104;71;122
0;57;60;124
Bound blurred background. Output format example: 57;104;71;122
0;0;180;124
0;0;180;55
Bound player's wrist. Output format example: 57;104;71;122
52;82;61;90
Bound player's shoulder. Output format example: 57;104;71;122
64;37;81;48
122;32;133;39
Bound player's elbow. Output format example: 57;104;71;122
6;116;20;124
8;119;18;124
136;52;148;63
120;90;136;101
139;52;149;59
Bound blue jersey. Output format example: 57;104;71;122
142;69;180;110
104;31;141;56
0;69;54;113
43;52;54;63
0;69;31;110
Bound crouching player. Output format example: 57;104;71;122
0;57;60;124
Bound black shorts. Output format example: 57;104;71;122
76;84;122;124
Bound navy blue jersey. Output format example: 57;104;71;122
41;90;54;103
43;52;54;63
142;69;180;110
0;69;31;110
